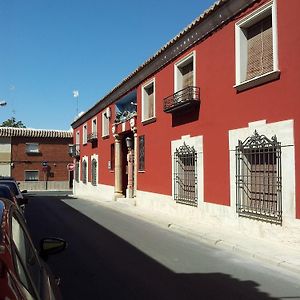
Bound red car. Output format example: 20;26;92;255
0;197;67;299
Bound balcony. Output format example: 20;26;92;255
68;144;80;158
87;132;98;142
163;86;200;113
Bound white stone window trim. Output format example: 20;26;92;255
102;111;110;138
171;134;204;208
91;154;98;186
174;50;196;93
234;0;280;92
92;117;97;135
82;156;88;184
82;123;88;145
141;78;156;124
228;119;296;223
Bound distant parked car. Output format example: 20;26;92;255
0;197;67;299
0;177;28;209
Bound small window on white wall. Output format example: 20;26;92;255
142;79;155;122
83;124;87;145
174;51;195;93
235;0;279;91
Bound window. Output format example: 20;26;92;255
25;171;39;181
92;118;97;134
26;143;39;154
75;162;80;182
11;213;42;297
83;124;87;145
82;160;87;184
142;79;155;122
91;159;97;186
236;130;282;224
235;0;279;91
173;142;198;207
102;111;110;137
174;51;195;93
138;135;145;171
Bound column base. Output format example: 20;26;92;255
113;192;124;201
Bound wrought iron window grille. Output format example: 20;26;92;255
235;130;282;225
174;142;198;207
82;161;87;184
163;86;200;113
91;159;97;186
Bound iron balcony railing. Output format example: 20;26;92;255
163;86;200;113
87;132;98;142
69;144;80;158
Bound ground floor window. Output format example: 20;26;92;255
91;159;97;186
25;170;39;181
236;130;282;224
75;162;79;182
173;142;198;206
82;160;87;184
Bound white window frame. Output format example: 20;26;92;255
92;117;97;135
91;154;98;186
83;124;87;145
102;112;109;138
25;143;39;154
141;78;156;123
81;157;88;184
75;131;80;152
24;170;39;181
234;0;280;91
174;51;196;93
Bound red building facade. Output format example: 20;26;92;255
71;0;300;244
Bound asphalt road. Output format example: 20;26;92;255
24;192;300;300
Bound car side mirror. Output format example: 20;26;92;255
39;237;67;260
21;190;28;194
18;197;28;205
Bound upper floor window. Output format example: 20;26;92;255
142;79;155;122
26;143;39;154
83;124;87;145
92;118;97;134
102;109;110;138
235;0;279;91
174;51;195;93
75;131;80;151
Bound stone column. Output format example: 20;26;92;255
114;135;123;199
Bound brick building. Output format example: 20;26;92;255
0;127;73;190
71;0;300;246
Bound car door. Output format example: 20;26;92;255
10;208;55;299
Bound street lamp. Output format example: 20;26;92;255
0;100;7;107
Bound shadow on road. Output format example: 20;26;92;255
25;194;281;300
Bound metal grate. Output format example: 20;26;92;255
174;142;198;206
82;160;87;184
75;162;79;182
91;159;97;186
138;135;145;171
236;130;282;224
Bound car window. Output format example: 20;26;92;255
11;213;42;297
1;181;19;195
0;188;13;200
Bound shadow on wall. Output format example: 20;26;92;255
172;104;200;127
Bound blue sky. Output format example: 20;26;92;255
0;0;216;130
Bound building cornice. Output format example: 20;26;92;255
71;0;258;129
0;127;73;139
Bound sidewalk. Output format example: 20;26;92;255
64;194;300;277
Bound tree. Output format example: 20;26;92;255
0;117;26;128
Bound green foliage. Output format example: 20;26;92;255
0;117;26;128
